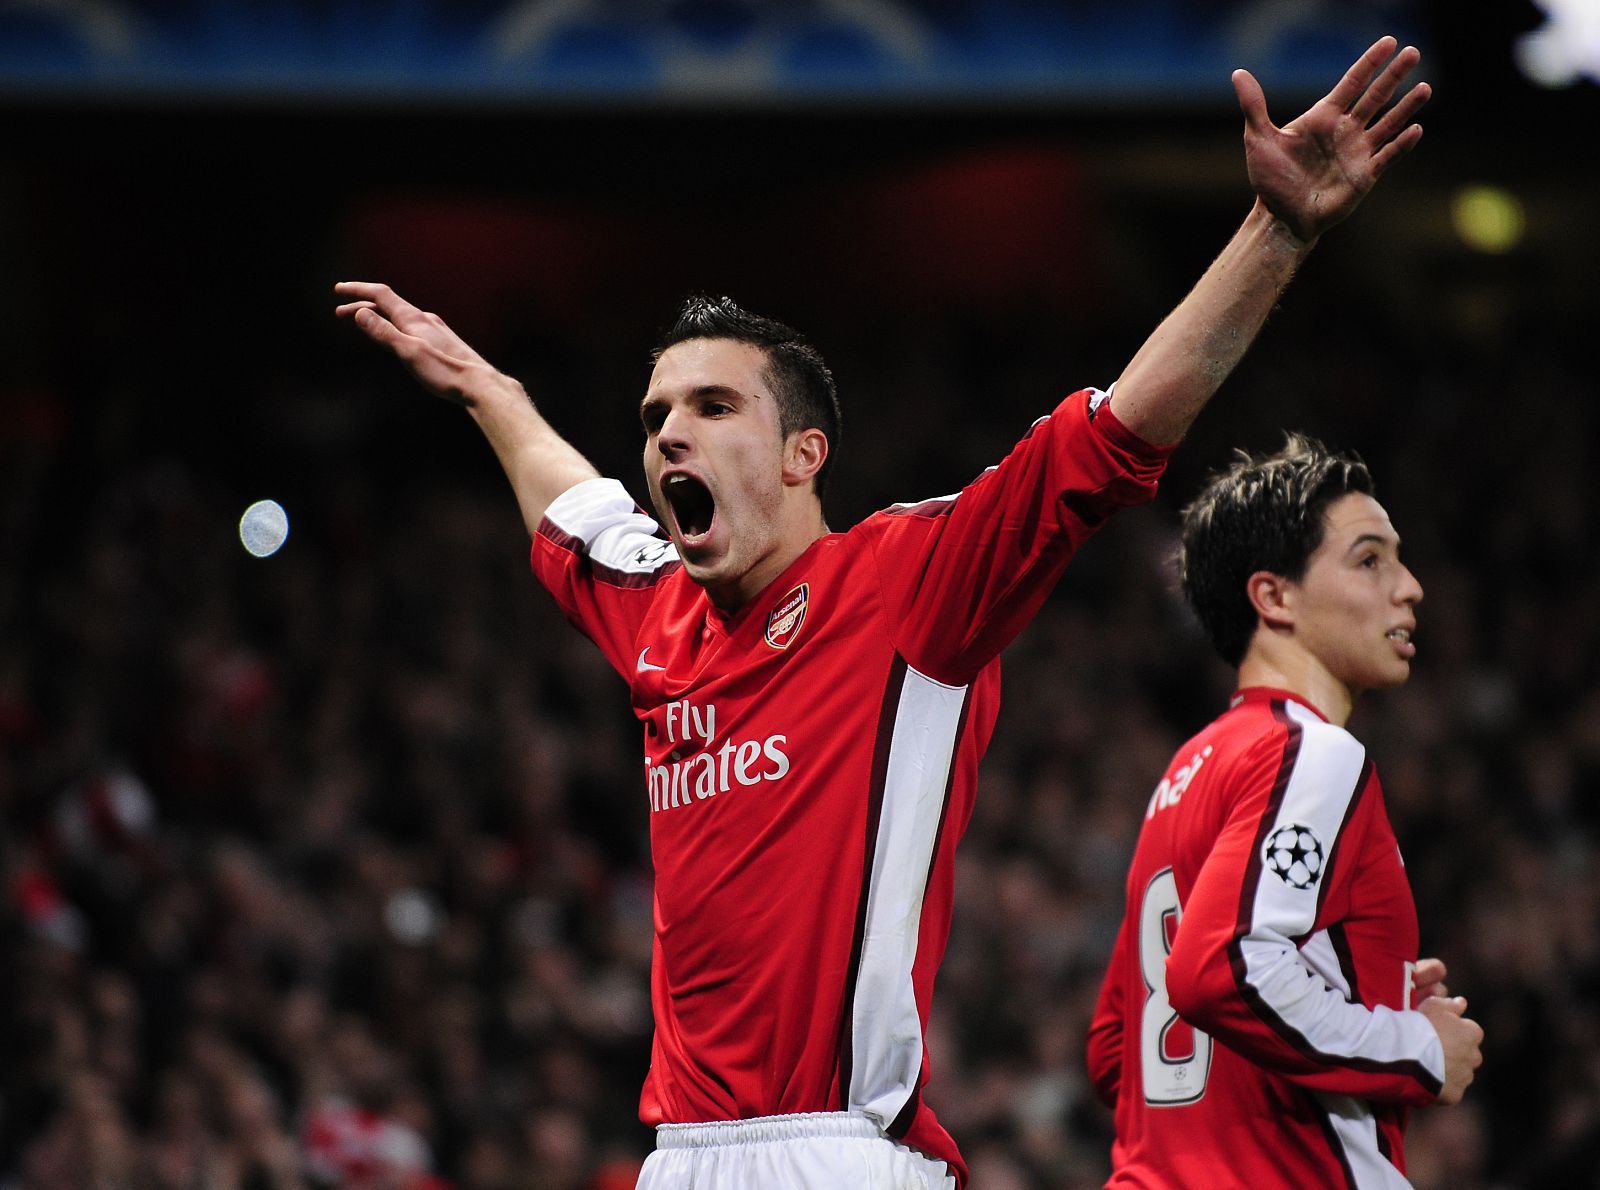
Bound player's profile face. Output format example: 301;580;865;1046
1285;493;1423;697
641;337;794;604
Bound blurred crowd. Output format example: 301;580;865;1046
2;250;1596;1190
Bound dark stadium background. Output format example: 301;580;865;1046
3;2;1596;1186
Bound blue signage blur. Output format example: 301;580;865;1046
0;1;1426;103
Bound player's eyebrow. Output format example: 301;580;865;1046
639;385;755;414
1345;531;1399;555
688;384;756;402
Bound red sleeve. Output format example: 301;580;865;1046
1164;713;1443;1106
529;478;679;683
1086;911;1131;1108
867;389;1172;685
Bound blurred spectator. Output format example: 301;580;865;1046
1;182;1593;1188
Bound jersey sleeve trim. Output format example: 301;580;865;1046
877;388;1170;522
883;493;961;518
535;477;681;589
1084;390;1172;459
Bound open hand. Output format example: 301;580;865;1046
334;281;504;408
1234;36;1430;244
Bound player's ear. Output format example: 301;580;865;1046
1247;570;1296;630
782;428;828;489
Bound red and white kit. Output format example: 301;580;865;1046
531;390;1169;1185
1088;689;1445;1189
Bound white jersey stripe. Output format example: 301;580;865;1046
1255;700;1369;939
848;665;967;1128
1237;700;1445;1081
1316;1092;1414;1188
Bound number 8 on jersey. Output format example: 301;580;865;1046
1139;868;1213;1104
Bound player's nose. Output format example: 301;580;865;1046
1396;563;1423;606
655;407;693;457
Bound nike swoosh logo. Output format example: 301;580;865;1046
636;647;666;674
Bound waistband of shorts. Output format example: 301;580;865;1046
654;1112;882;1149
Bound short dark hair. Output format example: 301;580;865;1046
652;296;842;500
1180;433;1375;667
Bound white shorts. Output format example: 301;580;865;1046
635;1112;957;1190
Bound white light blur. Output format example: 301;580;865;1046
239;500;290;558
1517;0;1600;86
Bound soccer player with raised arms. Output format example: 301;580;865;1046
1087;436;1484;1188
338;39;1429;1190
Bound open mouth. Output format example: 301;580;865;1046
664;474;716;541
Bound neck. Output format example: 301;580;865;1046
1236;649;1355;726
706;510;829;612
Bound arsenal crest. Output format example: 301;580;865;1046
764;583;809;650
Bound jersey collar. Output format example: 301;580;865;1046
1229;685;1331;723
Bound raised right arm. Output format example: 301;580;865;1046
1107;36;1429;445
334;282;600;535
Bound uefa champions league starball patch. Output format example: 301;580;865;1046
1263;824;1326;890
764;583;809;649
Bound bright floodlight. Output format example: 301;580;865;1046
240;500;290;557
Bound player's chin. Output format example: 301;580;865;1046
1373;658;1413;689
677;548;726;587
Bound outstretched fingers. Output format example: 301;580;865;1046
1323;35;1399;114
333;281;429;331
334;279;403;304
335;280;488;366
1367;79;1431;147
1350;43;1423;126
332;289;422;359
333;280;495;410
1369;120;1424;179
344;303;418;358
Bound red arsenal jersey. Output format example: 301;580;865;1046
530;390;1169;1183
1087;689;1445;1189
